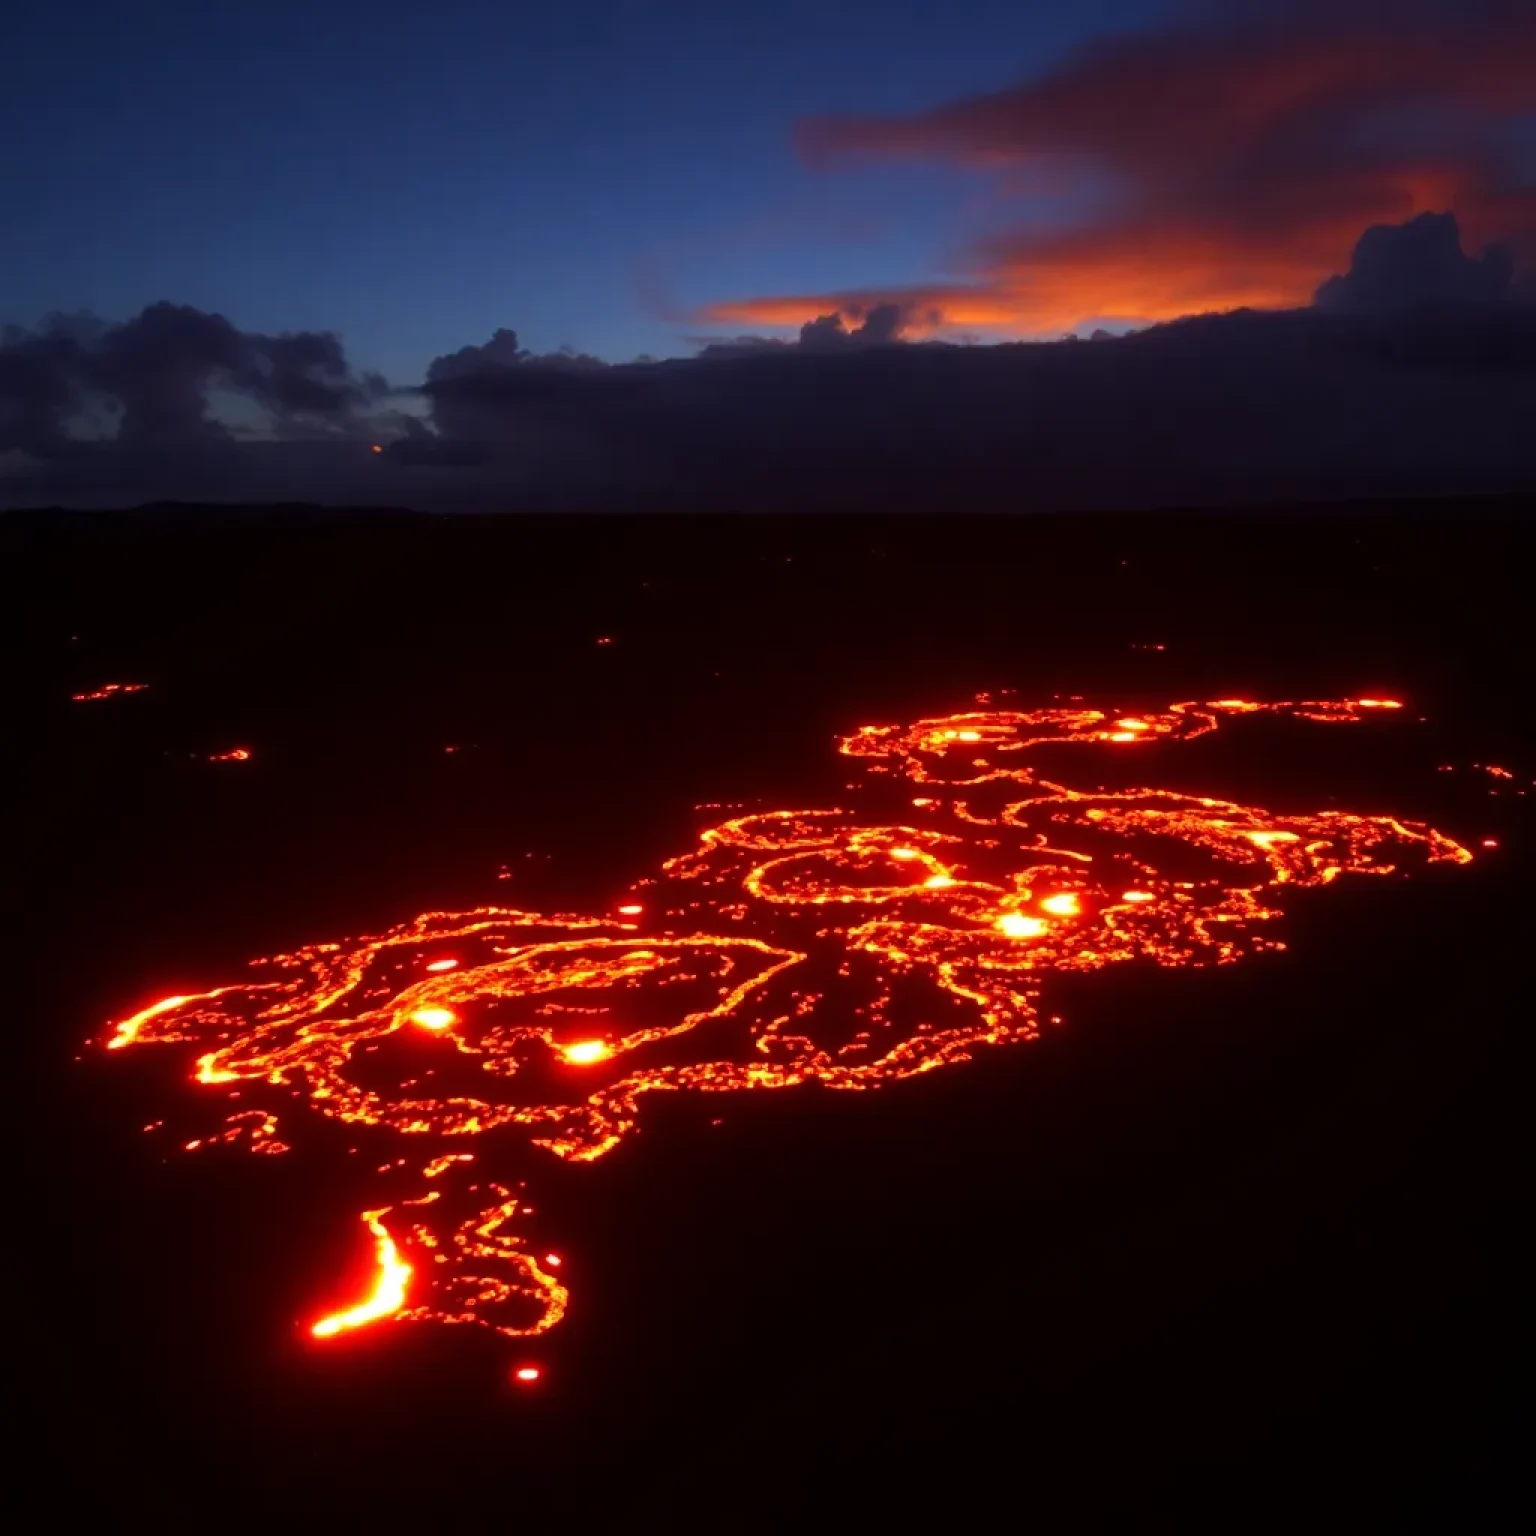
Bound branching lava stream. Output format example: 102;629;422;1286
102;698;1475;1360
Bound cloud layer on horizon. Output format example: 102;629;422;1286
702;0;1536;338
3;211;1534;514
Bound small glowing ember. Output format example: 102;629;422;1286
105;696;1474;1356
513;1365;541;1383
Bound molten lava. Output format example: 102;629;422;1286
312;1212;413;1338
72;682;149;703
104;697;1475;1351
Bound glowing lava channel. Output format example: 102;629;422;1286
103;697;1475;1351
312;1212;412;1338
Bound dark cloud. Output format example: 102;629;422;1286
691;302;908;360
421;333;612;442
91;303;243;447
795;303;906;350
0;301;390;459
0;319;87;456
1309;210;1536;368
425;327;526;387
236;327;377;431
1315;210;1515;312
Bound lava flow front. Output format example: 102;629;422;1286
103;697;1474;1352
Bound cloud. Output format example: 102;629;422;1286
703;0;1536;337
0;302;390;457
5;212;1533;515
294;213;1536;512
1315;209;1515;312
0;320;87;456
1314;211;1536;366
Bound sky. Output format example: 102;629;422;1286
6;0;1533;380
2;0;1252;378
3;0;1534;512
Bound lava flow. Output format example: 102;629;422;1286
71;682;148;702
103;697;1475;1351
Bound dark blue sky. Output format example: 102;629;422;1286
4;0;1167;381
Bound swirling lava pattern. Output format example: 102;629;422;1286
104;698;1473;1350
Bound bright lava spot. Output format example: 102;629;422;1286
312;1213;412;1338
1481;838;1498;848
105;695;1474;1353
1247;830;1300;848
208;748;251;763
513;1366;541;1383
997;912;1048;939
1356;699;1402;709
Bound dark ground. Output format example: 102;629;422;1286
10;499;1530;1528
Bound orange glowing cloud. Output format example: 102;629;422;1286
702;5;1536;337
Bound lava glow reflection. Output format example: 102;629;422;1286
104;698;1474;1352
